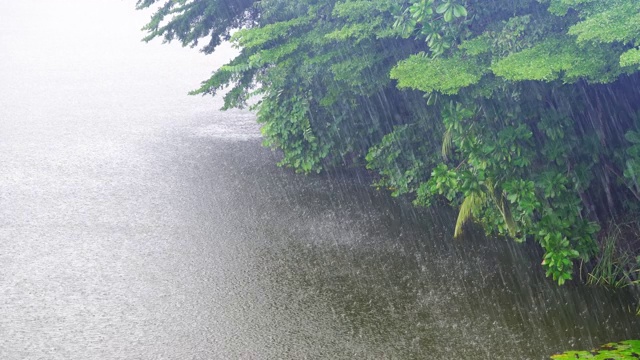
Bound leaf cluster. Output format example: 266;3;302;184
138;0;640;285
551;339;640;359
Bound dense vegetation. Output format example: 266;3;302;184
137;0;640;286
551;339;640;359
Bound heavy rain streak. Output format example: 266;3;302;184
1;0;639;359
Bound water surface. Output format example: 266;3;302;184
1;1;639;359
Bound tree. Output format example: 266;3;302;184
138;0;640;284
139;0;428;173
386;0;640;284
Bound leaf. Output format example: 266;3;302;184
452;4;467;17
454;192;484;237
443;9;453;22
435;3;449;14
625;130;640;144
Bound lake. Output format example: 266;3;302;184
0;1;638;359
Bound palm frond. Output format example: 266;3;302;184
454;192;484;238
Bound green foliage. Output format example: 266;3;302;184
623;129;640;199
391;54;485;94
587;222;640;288
258;93;327;173
365;112;442;197
567;1;640;45
551;340;640;359
490;37;620;83
386;0;640;284
620;48;640;68
136;0;256;53
141;0;422;174
140;0;640;285
231;16;312;49
392;0;472;55
410;97;603;283
454;191;485;237
391;0;638;93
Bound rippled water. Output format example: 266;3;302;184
1;1;639;359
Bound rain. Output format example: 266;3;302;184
1;0;639;359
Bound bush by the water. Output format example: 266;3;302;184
552;340;640;359
136;0;640;286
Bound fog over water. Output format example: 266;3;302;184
0;1;639;359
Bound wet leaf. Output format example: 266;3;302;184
435;3;449;14
453;4;467;17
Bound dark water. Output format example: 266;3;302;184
1;1;639;359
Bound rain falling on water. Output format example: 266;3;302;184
0;0;639;359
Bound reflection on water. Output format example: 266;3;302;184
1;1;639;359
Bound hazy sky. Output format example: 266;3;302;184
0;0;235;116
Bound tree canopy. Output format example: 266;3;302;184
138;0;640;285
